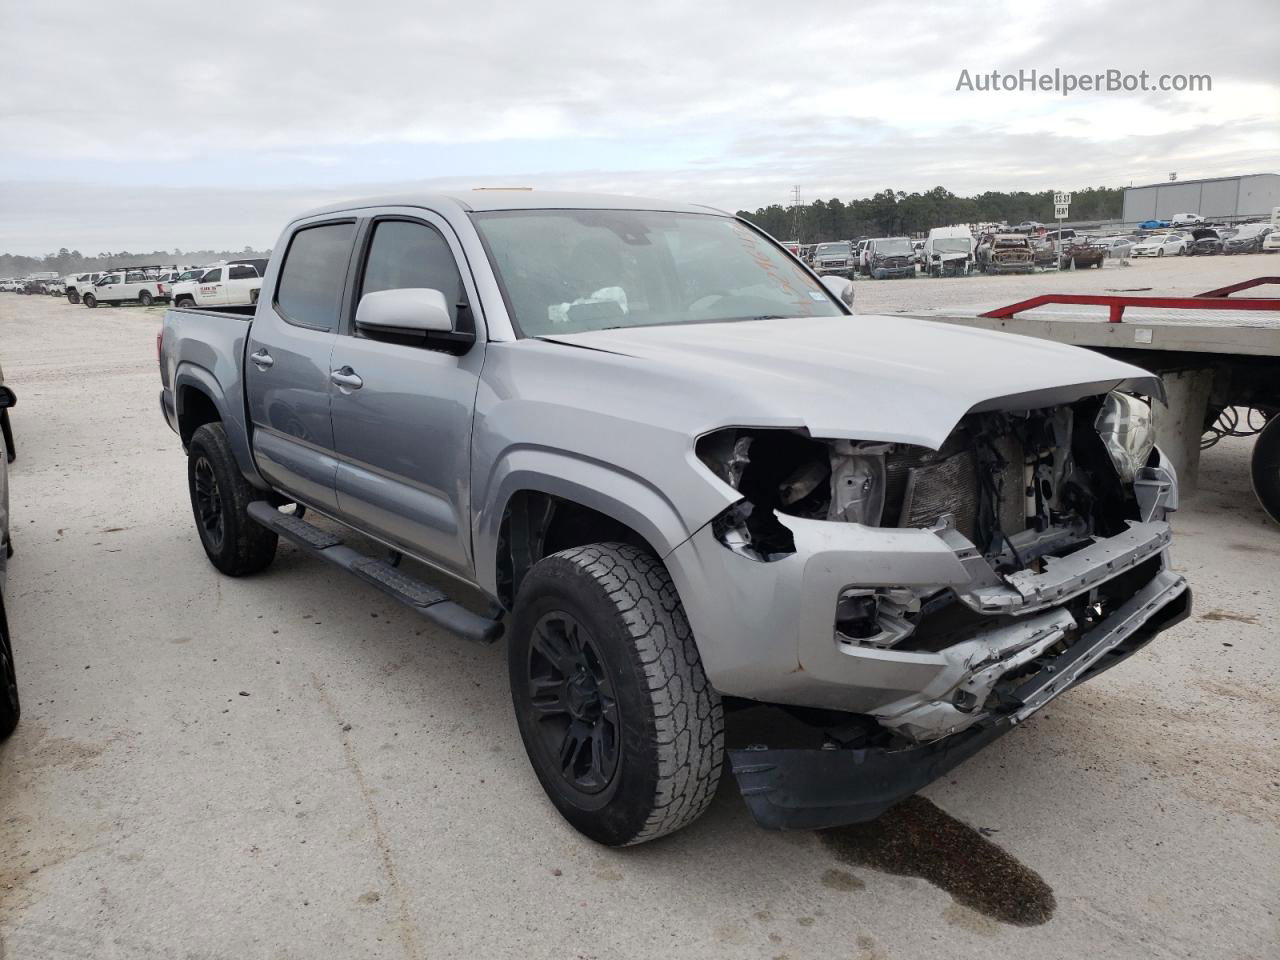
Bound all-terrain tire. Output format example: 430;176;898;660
0;598;18;740
1251;415;1280;525
83;294;97;308
508;542;723;846
187;422;277;576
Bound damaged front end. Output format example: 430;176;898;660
694;391;1189;829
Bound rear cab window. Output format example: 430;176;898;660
275;222;355;331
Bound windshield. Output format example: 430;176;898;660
873;238;912;256
474;209;843;337
815;243;850;257
933;238;971;254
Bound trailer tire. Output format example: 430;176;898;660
83;294;97;308
508;542;724;846
1251;415;1280;525
187;422;278;576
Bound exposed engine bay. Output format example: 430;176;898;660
698;391;1180;745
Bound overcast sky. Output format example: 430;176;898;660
1;0;1276;254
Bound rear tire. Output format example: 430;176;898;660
508;542;723;846
139;290;153;306
67;291;80;304
83;294;97;308
1251;415;1280;525
186;422;277;576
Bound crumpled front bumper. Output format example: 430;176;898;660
730;569;1190;830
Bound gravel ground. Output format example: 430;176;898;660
0;256;1277;960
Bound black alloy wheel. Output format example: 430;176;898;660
525;611;620;794
192;455;225;552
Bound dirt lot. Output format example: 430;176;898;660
1;255;1277;959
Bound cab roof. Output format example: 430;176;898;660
293;190;729;223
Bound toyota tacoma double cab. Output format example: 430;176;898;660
159;192;1189;845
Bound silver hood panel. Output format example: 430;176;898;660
538;314;1161;450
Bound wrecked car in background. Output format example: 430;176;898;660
922;226;974;277
1187;227;1226;256
976;233;1035;273
1061;239;1107;269
159;191;1189;844
865;236;916;279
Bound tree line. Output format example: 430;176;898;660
0;247;271;278
736;186;1124;242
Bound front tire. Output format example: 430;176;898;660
67;291;80;304
508;543;723;846
186;422;277;576
83;294;97;308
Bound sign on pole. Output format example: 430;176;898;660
1053;192;1070;271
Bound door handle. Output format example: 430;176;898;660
250;349;274;369
330;367;363;390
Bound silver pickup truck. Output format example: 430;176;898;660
158;191;1189;846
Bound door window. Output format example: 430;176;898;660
202;268;222;282
275;222;354;331
356;219;466;329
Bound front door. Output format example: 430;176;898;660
327;213;485;577
197;267;227;306
244;220;357;513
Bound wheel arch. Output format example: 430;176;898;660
478;454;694;609
173;363;264;486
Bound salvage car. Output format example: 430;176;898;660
1222;223;1272;254
159;191;1189;844
975;233;1035;273
0;371;17;739
1187;227;1226;256
865;237;915;279
1061;239;1107;269
922;227;973;277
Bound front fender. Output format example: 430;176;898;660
172;362;266;488
473;445;695;598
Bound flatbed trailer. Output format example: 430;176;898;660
913;278;1280;522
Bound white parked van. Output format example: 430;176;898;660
922;226;975;277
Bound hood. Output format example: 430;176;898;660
536;315;1161;450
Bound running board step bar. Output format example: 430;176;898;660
247;501;503;644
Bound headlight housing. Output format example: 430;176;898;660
1094;392;1155;483
697;429;889;562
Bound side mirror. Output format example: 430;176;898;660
820;275;855;308
356;287;453;336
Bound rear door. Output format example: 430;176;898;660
244;219;356;512
226;264;261;305
327;212;485;576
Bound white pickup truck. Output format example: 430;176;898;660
81;270;168;308
191;262;264;308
